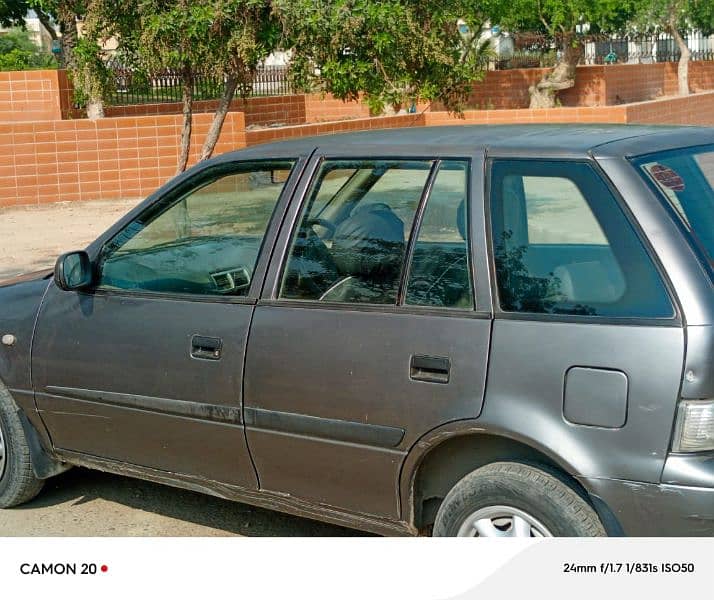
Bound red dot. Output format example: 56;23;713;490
101;565;108;573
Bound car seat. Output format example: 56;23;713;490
320;202;405;303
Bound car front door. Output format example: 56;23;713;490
243;148;492;519
31;156;304;488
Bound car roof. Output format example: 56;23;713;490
227;124;714;161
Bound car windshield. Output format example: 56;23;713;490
633;144;714;264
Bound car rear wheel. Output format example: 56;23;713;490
433;462;605;537
0;386;43;508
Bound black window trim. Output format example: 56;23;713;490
86;158;302;304
396;160;441;305
484;156;682;327
272;155;481;316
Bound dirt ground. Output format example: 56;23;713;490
0;199;142;280
0;199;357;536
0;468;360;537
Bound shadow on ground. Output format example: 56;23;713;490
3;468;367;537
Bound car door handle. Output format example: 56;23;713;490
191;335;223;360
410;355;450;384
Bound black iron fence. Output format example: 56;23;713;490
494;31;714;70
107;65;293;106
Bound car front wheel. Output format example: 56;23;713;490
433;462;606;537
0;385;43;508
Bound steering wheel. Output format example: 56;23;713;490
306;217;337;237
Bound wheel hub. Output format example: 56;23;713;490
456;505;553;537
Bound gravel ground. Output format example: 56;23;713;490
0;199;358;536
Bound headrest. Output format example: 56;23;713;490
553;261;622;304
331;203;405;277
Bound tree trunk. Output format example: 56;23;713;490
199;74;239;162
528;39;583;109
35;9;58;42
80;62;105;120
56;5;77;70
669;17;690;96
177;66;195;174
86;98;105;120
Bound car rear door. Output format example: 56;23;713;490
31;154;306;489
483;158;685;485
243;146;492;519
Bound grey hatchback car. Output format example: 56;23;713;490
1;125;713;537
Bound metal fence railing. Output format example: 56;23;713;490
106;65;293;106
493;31;714;70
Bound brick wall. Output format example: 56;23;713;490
245;113;425;146
3;64;713;127
2;74;713;208
424;106;628;125
97;94;308;127
425;90;714;125
437;67;607;110
0;70;64;122
626;90;714;126
0;112;246;207
304;93;371;123
101;92;367;125
602;62;678;104
448;61;714;110
691;61;714;92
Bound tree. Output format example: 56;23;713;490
0;27;56;70
1;1;108;117
497;0;639;108
94;1;283;170
100;0;212;172
277;0;492;114
635;0;714;95
0;0;29;26
0;1;58;48
137;0;242;172
197;0;282;161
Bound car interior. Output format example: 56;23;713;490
489;162;680;319
280;162;472;307
491;171;627;314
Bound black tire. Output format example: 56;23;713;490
0;385;44;508
433;462;605;537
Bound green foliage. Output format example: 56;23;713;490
92;0;280;95
497;0;640;39
0;27;56;70
278;0;492;113
0;0;28;26
632;0;714;35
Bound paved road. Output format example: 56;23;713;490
0;199;360;536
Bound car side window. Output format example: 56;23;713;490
279;159;432;304
97;161;295;296
405;160;474;309
489;160;673;318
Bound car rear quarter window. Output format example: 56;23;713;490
634;144;714;266
489;159;673;319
